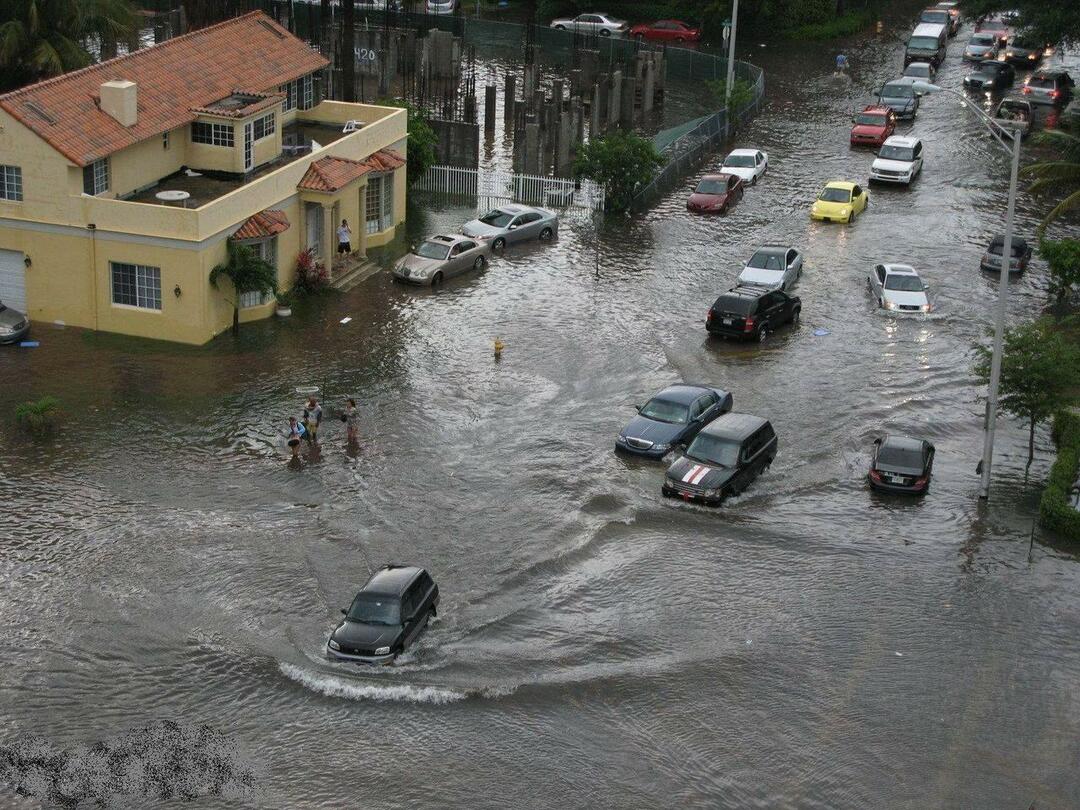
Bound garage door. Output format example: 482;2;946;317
0;249;27;313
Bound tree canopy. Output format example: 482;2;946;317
960;1;1080;47
573;130;665;214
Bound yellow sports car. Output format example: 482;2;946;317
810;181;869;224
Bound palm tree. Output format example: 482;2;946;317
1021;129;1080;236
210;242;278;335
0;0;136;91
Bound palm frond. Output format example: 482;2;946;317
1036;189;1080;237
1020;161;1080;181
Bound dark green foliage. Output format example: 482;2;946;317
784;10;872;40
1021;130;1080;237
1040;410;1080;540
210;242;278;335
573;130;665;213
378;100;437;182
15;395;62;435
960;1;1080;47
705;77;756;109
1040;239;1080;305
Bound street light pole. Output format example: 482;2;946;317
725;0;739;108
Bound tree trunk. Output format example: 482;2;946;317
342;0;356;103
232;305;240;336
1028;416;1036;466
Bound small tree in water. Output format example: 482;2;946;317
210;242;277;335
1040;238;1080;307
573;130;665;214
974;317;1080;465
15;395;62;436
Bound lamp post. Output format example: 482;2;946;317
725;0;740;108
913;81;1022;501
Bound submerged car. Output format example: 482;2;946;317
661;413;777;505
1003;37;1044;67
868;435;935;495
687;173;744;214
963;33;1000;61
964;59;1015;93
327;565;440;663
975;15;1011;45
706;286;801;342
461;204;558;250
933;2;961;36
850;105;897;147
993;97;1034;136
392;234;490;286
867;263;932;313
979;234;1032;273
737;245;803;291
1023;69;1075;106
615;384;733;459
870;136;924;185
549;12;627;36
811;181;868;224
903;61;937;81
0;299;30;345
720;148;768;185
878;80;920;119
629;19;701;43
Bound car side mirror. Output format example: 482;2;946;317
923;283;930;291
340;608;347;615
873;438;882;445
509;224;519;230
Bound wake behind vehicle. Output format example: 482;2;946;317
963;32;1001;61
963;59;1015;93
850;106;897;147
549;13;627;36
629;19;701;43
867;264;932;313
0;299;30;345
870;136;924;185
687;173;744;214
706;286;801;342
878;80;920;119
615;384;733;459
720;149;768;185
980;234;1032;274
868;435;935;495
327;565;440;663
661;413;777;505
392;234;490;286
811;181;868;224
461;204;558;250
736;245;803;291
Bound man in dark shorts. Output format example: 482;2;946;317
336;219;352;255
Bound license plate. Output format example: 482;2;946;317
887;474;904;484
722;318;733;325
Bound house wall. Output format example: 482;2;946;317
111;125;188;198
0;110;80;223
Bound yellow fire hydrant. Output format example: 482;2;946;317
494;338;505;359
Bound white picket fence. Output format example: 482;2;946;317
415;165;605;213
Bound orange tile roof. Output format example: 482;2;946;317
231;209;290;240
190;91;285;120
0;12;328;166
297;149;406;193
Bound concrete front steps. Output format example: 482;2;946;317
330;257;382;292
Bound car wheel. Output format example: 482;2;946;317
473;256;486;271
878;297;884;308
539;227;553;241
431;271;443;286
555;24;566;30
757;326;768;343
847;210;855;224
751;174;757;186
600;29;611;37
791;307;801;325
492;237;506;252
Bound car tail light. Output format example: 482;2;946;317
1050;90;1061;99
1022;86;1031;94
869;468;882;482
707;310;713;322
913;476;927;487
743;315;756;333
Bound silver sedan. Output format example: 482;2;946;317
392;234;491;286
460;205;559;251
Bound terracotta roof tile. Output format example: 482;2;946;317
231;209;290;240
190;90;285;119
0;12;328;166
297;150;405;193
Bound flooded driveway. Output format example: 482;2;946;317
2;8;1080;809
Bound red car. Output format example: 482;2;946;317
687;173;744;214
629;19;701;43
850;105;897;147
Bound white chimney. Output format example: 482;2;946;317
100;80;137;127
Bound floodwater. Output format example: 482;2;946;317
3;6;1080;809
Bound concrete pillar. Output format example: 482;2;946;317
642;58;655;114
523;63;537;103
620;75;637;128
552;79;565;107
556;110;573;175
571;97;584;146
524;121;542;175
569;69;583;99
322;203;335;265
593;76;608;135
504;73;517;121
579;49;600;87
608;71;622;130
464;92;477;124
485;85;497;136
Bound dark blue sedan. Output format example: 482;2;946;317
615;384;733;459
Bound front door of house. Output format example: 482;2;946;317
305;203;322;257
243;122;253;172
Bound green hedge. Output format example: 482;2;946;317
1039;410;1080;540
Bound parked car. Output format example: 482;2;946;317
326;565;440;663
0;299;30;345
1003;36;1044;67
737;245;803;291
461;204;559;250
867;263;932;313
933;2;962;36
878;80;920;119
850;105;897;147
392;234;490;286
426;0;458;14
903;61;937;81
980;234;1032;274
993;96;1034;137
549;12;627;36
963;59;1015;93
963;32;1001;61
904;23;947;66
1023;69;1075;106
870;136;924;185
918;7;955;36
811;181;868;224
706;286;801;342
720;148;768;185
629;19;701;43
661;413;777;505
687;173;744;214
868;435;935;495
975;14;1012;45
615;384;733;459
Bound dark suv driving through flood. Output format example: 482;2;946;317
662;413;777;505
706;286;801;342
327;565;439;663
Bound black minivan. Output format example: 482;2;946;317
706;286;800;343
327;565;440;663
662;413;777;505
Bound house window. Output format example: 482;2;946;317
191;122;234;147
82;158;109;196
0;165;22;201
366;174;393;234
381;172;393;231
238;238;277;308
111;262;161;310
252;112;276;141
162;131;169;150
300;74;314;110
280;81;297;112
239;289;272;308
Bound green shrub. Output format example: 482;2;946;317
705;77;757;111
15;396;62;436
1040;410;1080;540
573;130;665;213
784;11;872;40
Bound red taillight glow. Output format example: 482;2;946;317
707;310;713;322
914;476;927;487
1050;90;1062;99
1022;86;1032;94
743;315;756;333
869;469;882;482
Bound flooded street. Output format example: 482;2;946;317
3;7;1080;808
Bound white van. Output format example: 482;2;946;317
905;23;948;66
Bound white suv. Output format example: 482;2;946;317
870;136;924;185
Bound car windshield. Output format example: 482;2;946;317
1028;77;1055;89
640;397;689;425
723;154;756;168
905;65;931;77
855;113;887;126
989;241;1025;256
685;433;740;468
695;179;728;194
884;274;925;291
970;35;994;46
878;443;924;468
479;209;514;227
747;251;784;270
347;595;401;625
908;36;940;50
819;187;851;202
882;83;915;98
879;144;915;161
414;241;451;260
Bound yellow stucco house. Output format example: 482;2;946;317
0;11;407;344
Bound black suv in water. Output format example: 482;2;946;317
706;286;801;342
327;565;439;663
662;413;777;505
868;435;935;495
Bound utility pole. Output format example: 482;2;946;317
725;0;739;108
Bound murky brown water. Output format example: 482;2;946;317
3;6;1080;808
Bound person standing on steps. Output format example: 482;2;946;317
303;396;322;447
287;416;305;459
342;398;360;446
337;219;352;256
